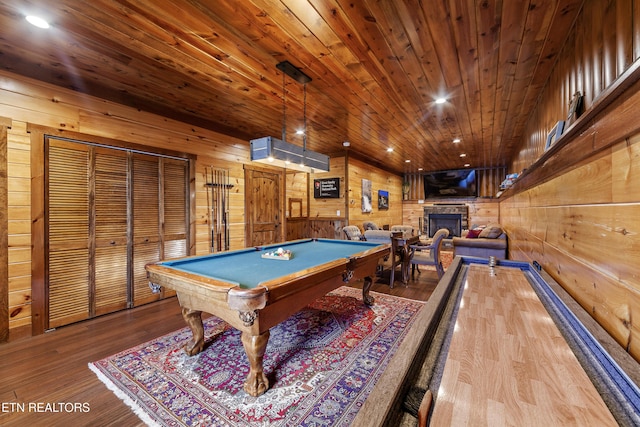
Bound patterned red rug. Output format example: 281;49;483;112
89;287;425;426
442;250;454;270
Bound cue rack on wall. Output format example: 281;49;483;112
205;167;233;252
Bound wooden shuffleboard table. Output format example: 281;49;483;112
414;257;640;427
145;238;389;397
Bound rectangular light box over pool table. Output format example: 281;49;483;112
145;238;390;397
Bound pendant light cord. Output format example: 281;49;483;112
281;70;286;142
302;83;307;163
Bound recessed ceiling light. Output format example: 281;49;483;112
435;98;446;104
464;163;470;167
453;138;461;143
459;153;466;157
343;141;350;147
296;129;304;135
26;15;50;29
405;159;411;163
418;168;423;171
386;147;393;152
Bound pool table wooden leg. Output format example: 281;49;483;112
181;307;205;356
241;330;270;397
362;276;375;306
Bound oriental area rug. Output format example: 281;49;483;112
89;286;425;426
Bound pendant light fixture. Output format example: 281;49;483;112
250;61;330;173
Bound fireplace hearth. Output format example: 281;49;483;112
429;213;462;238
423;204;468;237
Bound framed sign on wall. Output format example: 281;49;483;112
314;178;340;198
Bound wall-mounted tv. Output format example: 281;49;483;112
423;169;478;198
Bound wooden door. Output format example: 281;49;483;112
245;167;283;246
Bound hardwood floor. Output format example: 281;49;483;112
0;263;442;426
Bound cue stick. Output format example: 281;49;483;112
222;169;229;251
208;167;214;253
221;169;225;250
226;169;230;250
222;169;228;250
216;169;221;252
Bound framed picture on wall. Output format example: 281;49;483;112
545;120;565;151
362;179;372;213
378;190;389;210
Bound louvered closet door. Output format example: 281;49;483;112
48;140;91;328
47;138;190;327
131;153;162;306
94;147;129;315
161;159;189;297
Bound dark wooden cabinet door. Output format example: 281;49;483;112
245;167;282;246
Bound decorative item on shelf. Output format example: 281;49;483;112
544;120;565;151
499;172;519;190
402;181;410;200
567;91;584;125
250;61;330;173
261;247;292;260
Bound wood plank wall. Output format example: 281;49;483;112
0;71;254;339
0;117;9;342
5;121;31;339
308;156;347;219
503;0;640;361
307;156;348;240
285;170;309;240
0;71;408;339
346;158;403;231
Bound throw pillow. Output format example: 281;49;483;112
466;229;482;238
479;225;503;239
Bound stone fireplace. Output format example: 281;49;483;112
423;204;468;237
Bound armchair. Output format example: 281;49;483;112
342;225;364;241
363;221;381;231
409;228;449;279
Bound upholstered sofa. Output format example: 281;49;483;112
452;224;508;259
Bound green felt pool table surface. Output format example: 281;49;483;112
157;238;383;288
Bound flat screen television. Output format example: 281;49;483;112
423;169;478;198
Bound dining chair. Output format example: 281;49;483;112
409;228;449;279
390;225;414;238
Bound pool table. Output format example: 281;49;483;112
145;238;389;397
